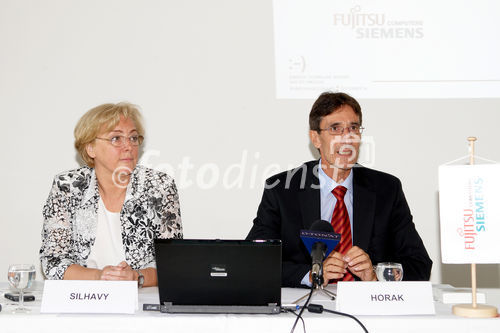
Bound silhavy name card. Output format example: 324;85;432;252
336;281;435;315
439;164;500;263
41;280;138;314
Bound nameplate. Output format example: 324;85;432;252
40;280;138;314
336;281;435;315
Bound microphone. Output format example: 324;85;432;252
300;220;340;286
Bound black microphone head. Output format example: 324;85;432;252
309;220;334;233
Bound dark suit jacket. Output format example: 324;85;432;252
246;160;432;287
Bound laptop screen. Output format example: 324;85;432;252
154;239;282;307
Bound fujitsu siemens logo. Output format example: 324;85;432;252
333;5;385;29
332;5;424;39
460;177;486;250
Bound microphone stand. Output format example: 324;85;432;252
292;274;337;305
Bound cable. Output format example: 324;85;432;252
322;308;368;333
289;286;314;333
285;309;306;333
307;304;369;333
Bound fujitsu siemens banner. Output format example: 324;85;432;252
438;164;500;263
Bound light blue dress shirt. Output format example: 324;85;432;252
318;163;354;235
300;160;354;286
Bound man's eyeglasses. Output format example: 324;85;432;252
95;135;144;147
317;125;364;136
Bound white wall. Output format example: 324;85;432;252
1;0;499;286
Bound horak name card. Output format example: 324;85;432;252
336;281;435;315
40;280;138;314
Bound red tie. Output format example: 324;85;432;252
330;186;354;281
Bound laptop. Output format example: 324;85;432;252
154;239;282;314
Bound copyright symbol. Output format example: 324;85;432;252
112;166;133;189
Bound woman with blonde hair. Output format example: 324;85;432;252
40;102;182;287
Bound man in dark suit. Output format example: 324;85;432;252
246;92;432;287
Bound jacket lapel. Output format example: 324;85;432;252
299;161;321;230
80;168;99;210
352;167;376;250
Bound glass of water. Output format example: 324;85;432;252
375;262;403;281
7;264;36;313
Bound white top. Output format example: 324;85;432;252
86;198;127;269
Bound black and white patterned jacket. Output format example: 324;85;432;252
40;165;183;279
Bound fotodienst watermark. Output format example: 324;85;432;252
111;136;376;190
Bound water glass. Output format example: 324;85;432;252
7;264;36;313
375;262;403;281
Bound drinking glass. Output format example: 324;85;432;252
375;262;403;281
7;264;36;313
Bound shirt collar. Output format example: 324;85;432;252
318;159;354;195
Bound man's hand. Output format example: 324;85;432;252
343;246;376;281
309;246;376;285
320;251;348;285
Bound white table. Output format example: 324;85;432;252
1;282;499;333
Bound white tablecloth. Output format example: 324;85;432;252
1;282;499;333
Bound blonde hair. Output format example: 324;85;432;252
74;102;145;167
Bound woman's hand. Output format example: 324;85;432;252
100;261;138;281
